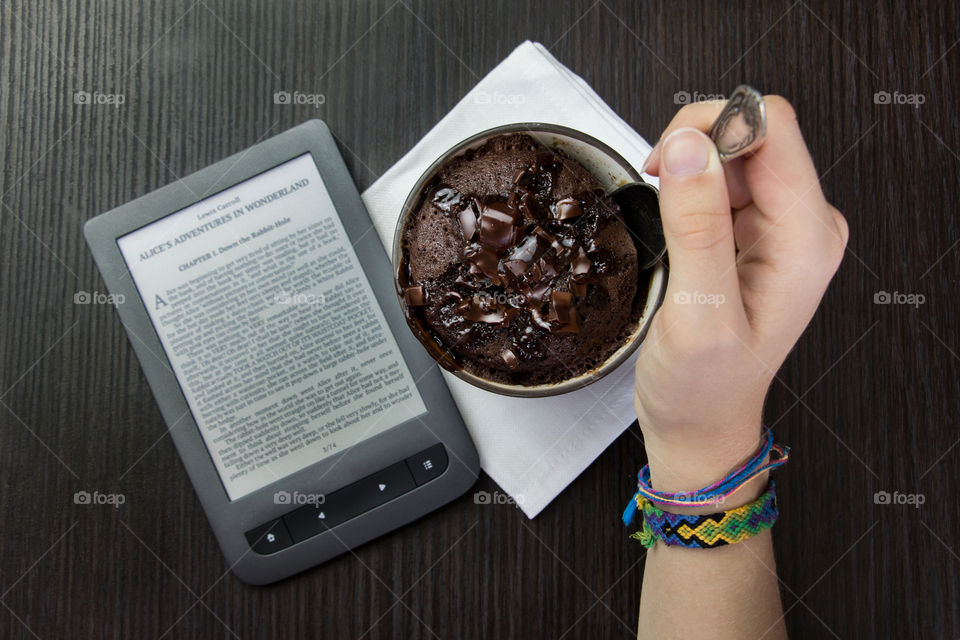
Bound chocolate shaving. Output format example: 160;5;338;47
537;255;558;280
442;291;462;305
533;225;554;243
550;238;569;262
553;308;580;334
527;282;550;302
458;208;478;240
571;282;587;297
548;291;572;324
520;263;544;287
478;201;518;252
518;192;536;220
501;348;519;370
465;245;502;284
403;285;426;306
502;259;529;277
553;197;583;220
572;247;591;275
507;234;540;264
513;166;531;186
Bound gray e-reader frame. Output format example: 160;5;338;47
83;120;479;585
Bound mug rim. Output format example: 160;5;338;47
391;122;667;397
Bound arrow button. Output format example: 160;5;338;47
282;461;417;544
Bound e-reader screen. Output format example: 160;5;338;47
116;153;427;501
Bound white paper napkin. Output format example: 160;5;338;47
361;41;657;518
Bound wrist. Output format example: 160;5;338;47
646;471;770;515
640;423;767;509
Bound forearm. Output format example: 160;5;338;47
631;94;845;640
638;529;786;640
636;435;787;640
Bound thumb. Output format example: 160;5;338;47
657;127;741;321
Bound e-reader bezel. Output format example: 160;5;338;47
83;119;479;585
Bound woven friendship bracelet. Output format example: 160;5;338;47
628;481;779;549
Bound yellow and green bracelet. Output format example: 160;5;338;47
628;480;780;549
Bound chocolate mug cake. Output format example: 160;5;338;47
396;133;647;387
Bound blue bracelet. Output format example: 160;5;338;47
622;429;789;527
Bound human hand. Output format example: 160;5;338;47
633;96;849;498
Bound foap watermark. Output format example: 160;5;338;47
74;290;125;306
74;90;125;107
674;90;725;105
273;490;326;506
474;490;524;506
874;90;925;109
673;290;726;308
273;90;326;109
473;90;526;108
874;490;925;508
74;490;126;508
275;291;325;306
667;493;727;508
874;290;925;308
473;291;524;307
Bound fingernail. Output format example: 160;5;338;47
640;140;660;173
662;128;710;176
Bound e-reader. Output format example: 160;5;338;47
83;120;479;585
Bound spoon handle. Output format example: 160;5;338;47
707;85;767;162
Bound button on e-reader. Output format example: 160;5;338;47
245;519;293;555
405;444;448;486
337;462;417;516
285;502;344;543
285;462;417;543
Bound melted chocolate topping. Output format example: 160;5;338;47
399;135;640;381
410;154;605;345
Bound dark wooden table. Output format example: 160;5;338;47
2;1;958;638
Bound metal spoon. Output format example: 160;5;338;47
612;85;767;271
707;84;767;162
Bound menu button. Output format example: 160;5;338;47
405;444;448;486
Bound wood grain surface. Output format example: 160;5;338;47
1;1;958;638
